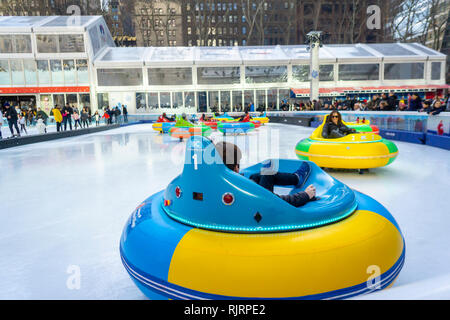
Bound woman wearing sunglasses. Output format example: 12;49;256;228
322;111;357;139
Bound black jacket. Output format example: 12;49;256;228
322;122;355;139
5;107;18;122
278;192;311;208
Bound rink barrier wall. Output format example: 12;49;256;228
267;112;450;151
425;133;450;150
0;124;120;150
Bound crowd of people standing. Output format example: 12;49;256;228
1;102;128;139
283;92;450;115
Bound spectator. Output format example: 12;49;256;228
445;95;450;111
108;107;114;124
0;109;3;140
379;101;390;111
313;99;321;111
123;105;128;123
408;93;422;111
93;111;100;126
52;105;63;132
81;108;90;128
115;106;121;124
36;108;49;125
4;103;20;138
398;100;408;111
62;103;73;131
428;100;445;116
36;118;47;134
26;109;34;126
387;91;398;111
344;96;354;110
367;95;380;111
18;114;28;134
419;100;432;113
73;111;81;129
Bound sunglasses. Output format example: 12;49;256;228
331;116;339;118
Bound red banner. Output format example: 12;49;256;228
0;86;90;94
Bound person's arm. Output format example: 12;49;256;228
322;123;329;139
340;124;355;134
277;192;311;208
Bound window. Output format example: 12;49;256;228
97;68;143;86
431;62;442;80
256;90;266;111
384;63;424;80
0;60;10;85
209;91;219;111
13;35;32;53
147;92;159;109
63;59;76;85
221;91;231;112
0;35;13;53
160;92;171;108
232;91;242;111
36;33;84;53
76;59;89;84
50;60;63;85
184;91;195;108
267;89;278;110
97;93;110;110
37;60;50;85
245;66;287;83
0;35;32;53
197;67;240;85
293;65;310;82
36;34;58;53
173;92;183;108
136;92;147;112
319;65;334;81
339;64;379;81
148;68;192;85
23;60;37;85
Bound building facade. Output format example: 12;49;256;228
134;0;183;47
0;16;447;116
0;15;114;113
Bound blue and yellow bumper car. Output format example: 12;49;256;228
120;136;405;300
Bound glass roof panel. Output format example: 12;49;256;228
365;43;419;56
100;47;147;61
149;47;194;61
281;46;310;60
42;16;97;27
324;44;375;58
239;46;288;61
408;43;441;56
196;46;241;61
0;16;48;27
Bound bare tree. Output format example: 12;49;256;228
426;0;450;50
240;0;264;45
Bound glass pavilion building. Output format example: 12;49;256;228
0;16;447;115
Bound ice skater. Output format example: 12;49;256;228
0;110;3;139
73;111;81;129
4;103;20;138
19;114;28;134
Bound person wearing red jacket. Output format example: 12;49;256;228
157;113;171;122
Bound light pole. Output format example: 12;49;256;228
306;31;324;102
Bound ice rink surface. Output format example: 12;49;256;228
0;123;449;299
